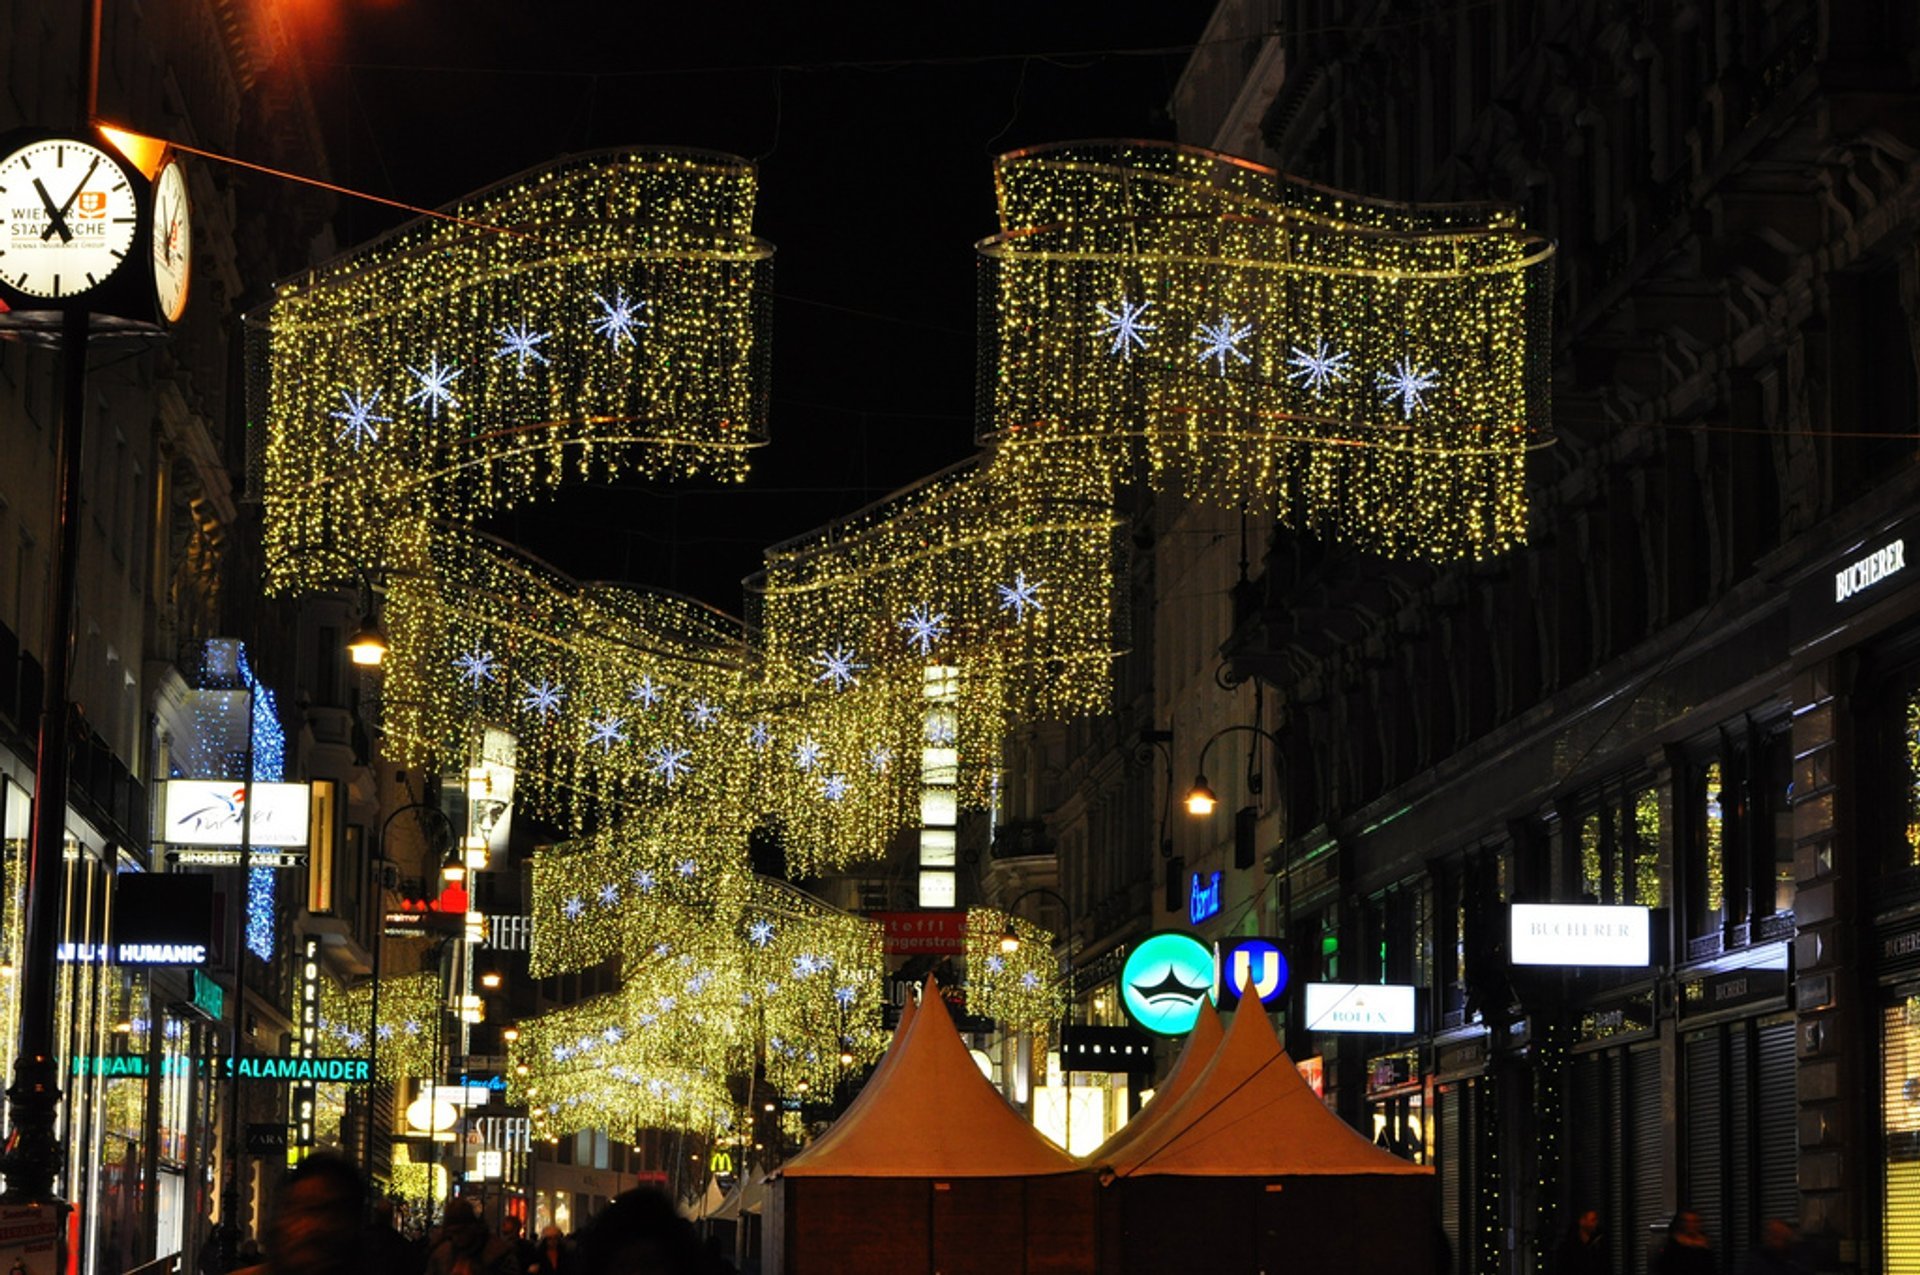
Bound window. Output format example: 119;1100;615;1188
1574;782;1664;907
1687;722;1794;949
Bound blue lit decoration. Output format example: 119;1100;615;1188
1188;870;1222;924
237;645;286;962
1213;937;1288;1009
1118;931;1214;1037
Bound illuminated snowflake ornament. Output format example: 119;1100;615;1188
812;645;866;691
1095;296;1156;358
494;321;551;375
519;679;565;719
821;773;850;802
648;743;693;785
985;955;1005;975
1021;970;1042;990
686;700;721;730
563;896;585;920
997;571;1046;622
748;920;775;947
1377;357;1440;418
586;716;627;751
749;721;772;751
925;717;956;746
454;648;498;687
632;869;656;893
834;985;858;1008
328;388;392;450
675;858;698;878
1285;339;1352;394
899;603;949;656
1194;315;1254;373
404;353;463;420
591;287;648;347
794;737;823;771
866;746;893;773
597;883;618;907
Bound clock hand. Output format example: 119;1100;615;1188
32;178;72;243
41;156;102;242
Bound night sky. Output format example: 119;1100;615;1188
311;0;1214;613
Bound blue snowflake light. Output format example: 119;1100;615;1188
454;648;499;687
598;883;618;906
1096;296;1156;358
749;720;771;751
821;773;850;802
648;743;693;785
630;676;662;708
1020;970;1042;990
404;353;463;420
925;717;956;746
1377;357;1439;418
328;388;392;450
675;858;698;878
591;287;648;347
794;737;823;771
899;603;950;656
494;321;551;375
1194;315;1254;372
686;700;720;730
563;896;585;920
997;571;1046;622
519;679;565;719
985;955;1005;974
632;869;657;893
811;645;866;690
1286;339;1352;393
586;716;627;751
792;954;821;978
866;746;893;773
748;919;775;947
834;985;858;1008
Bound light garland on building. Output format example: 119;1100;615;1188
964;909;1062;1030
976;141;1553;560
318;968;444;1084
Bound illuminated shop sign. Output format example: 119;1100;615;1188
1509;903;1651;967
1120;931;1215;1036
1303;983;1417;1033
57;942;207;966
72;1055;371;1083
1213;938;1288;1009
1835;538;1905;603
1188;871;1221;923
158;780;311;848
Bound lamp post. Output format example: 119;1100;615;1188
1183;723;1292;1046
997;885;1075;1151
367;802;454;1185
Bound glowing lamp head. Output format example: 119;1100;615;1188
1184;775;1218;816
346;615;389;667
999;928;1021;955
480;971;503;990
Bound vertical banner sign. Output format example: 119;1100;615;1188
293;935;320;1154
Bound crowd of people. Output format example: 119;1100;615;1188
1555;1205;1812;1274
205;1153;738;1275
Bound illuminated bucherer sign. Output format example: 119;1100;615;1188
1835;538;1905;603
1510;903;1651;967
1303;983;1417;1033
58;942;208;966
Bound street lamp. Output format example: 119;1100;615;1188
1182;724;1282;818
367;801;456;1182
1183;776;1219;816
345;570;390;668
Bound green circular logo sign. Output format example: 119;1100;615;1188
1120;931;1215;1036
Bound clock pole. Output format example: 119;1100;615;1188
1;304;90;1218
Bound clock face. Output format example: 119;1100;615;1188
151;158;191;322
0;137;140;301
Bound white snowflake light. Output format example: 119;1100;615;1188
749;721;772;751
1377;357;1440;418
925;717;956;746
494;321;551;375
834;985;858;1008
404;353;463;420
1021;970;1042;990
997;571;1046;622
591;287;648;348
563;896;585;920
985;955;1005;975
686;700;720;730
1285;339;1352;393
675;858;698;878
747;920;775;947
519;679;565;719
811;645;866;691
647;743;693;785
865;746;893;773
821;773;850;802
898;603;950;656
794;737;823;771
1095;296;1156;358
1194;315;1254;373
454;648;498;687
328;388;392;450
586;716;627;751
632;869;657;893
629;676;661;708
597;883;618;907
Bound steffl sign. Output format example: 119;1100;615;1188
1510;903;1651;967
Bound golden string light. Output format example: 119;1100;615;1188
965;908;1063;1030
318;969;444;1085
977;141;1553;560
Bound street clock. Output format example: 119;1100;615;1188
149;153;191;323
0;134;139;302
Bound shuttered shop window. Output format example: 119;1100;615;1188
1726;1025;1753;1264
1756;1018;1797;1225
1684;1030;1725;1253
1440;1085;1463;1273
1630;1044;1664;1275
1885;1001;1920;1265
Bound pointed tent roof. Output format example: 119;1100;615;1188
1083;998;1224;1166
1098;1000;1431;1178
686;1174;729;1220
780;976;1078;1178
